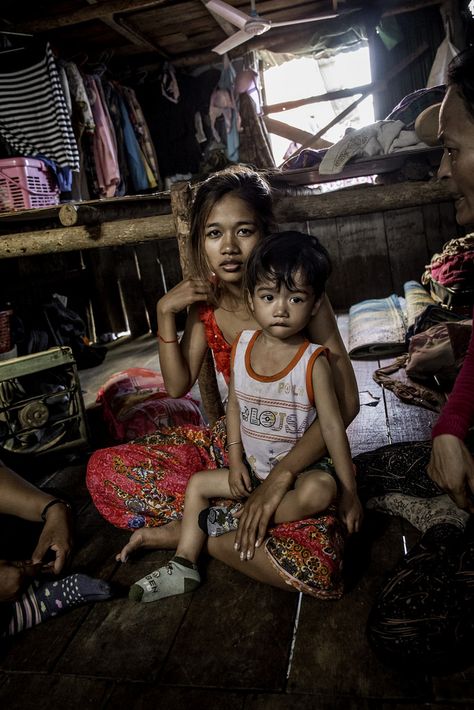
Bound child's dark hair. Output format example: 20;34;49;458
244;231;332;301
189;166;275;280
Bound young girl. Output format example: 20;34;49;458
87;166;359;598
129;231;362;602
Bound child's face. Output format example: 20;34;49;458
203;194;261;286
249;270;318;339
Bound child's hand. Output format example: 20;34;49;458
339;490;363;534
228;464;252;499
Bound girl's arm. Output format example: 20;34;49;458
308;294;359;425
157;279;212;398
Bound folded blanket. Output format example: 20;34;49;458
348;294;407;359
348;282;435;359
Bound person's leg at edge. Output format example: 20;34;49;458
367;522;473;669
3;574;113;637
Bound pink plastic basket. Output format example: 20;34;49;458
0;157;60;212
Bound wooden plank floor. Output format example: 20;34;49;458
1;322;473;709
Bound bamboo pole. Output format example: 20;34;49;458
170;181;225;426
0;213;175;259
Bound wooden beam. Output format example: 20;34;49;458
272;180;452;221
263;83;374;116
0;181;453;259
263;116;332;149
383;0;443;16
0;214;175;259
18;0;168;33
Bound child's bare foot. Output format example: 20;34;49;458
116;521;181;563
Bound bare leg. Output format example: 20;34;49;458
116;520;182;563
273;470;336;524
176;469;233;564
207;531;295;592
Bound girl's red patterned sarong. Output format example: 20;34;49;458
86;418;344;599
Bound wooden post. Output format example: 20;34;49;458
170;181;225;426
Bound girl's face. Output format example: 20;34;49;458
438;86;474;226
203;194;261;285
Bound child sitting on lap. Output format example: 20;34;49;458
129;231;363;602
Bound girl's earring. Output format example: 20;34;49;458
210;272;219;286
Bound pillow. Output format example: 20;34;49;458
97;368;205;442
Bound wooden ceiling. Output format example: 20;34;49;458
0;0;443;70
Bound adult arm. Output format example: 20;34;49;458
0;463;73;598
235;296;360;556
311;355;363;533
226;375;251;498
428;317;474;510
308;294;360;426
157;280;212;397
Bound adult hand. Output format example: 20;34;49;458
427;434;474;513
0;560;40;602
31;503;73;574
158;278;212;316
234;470;293;561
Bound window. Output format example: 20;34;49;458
262;46;375;167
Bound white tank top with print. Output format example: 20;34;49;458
231;330;327;480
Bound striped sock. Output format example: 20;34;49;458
5;574;112;636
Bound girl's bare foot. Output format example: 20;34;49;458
116;520;182;563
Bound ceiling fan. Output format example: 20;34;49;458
207;0;341;55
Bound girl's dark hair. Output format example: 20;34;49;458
189;166;275;280
244;231;332;301
448;47;474;120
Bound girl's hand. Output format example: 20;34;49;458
427;435;474;513
228;464;252;499
234;470;293;561
339;490;363;534
158;278;213;316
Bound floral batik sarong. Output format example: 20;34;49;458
86;418;345;599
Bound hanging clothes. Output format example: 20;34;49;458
121;85;161;188
0;41;79;171
84;74;120;198
209;55;240;162
116;88;151;193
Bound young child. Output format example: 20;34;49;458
129;231;362;603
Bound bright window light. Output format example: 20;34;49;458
263;47;375;166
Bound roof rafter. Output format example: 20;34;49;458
17;0;168;33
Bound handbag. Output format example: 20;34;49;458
373;319;472;412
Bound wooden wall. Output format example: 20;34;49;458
0;189;460;347
281;200;459;311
